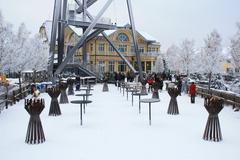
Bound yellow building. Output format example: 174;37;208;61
40;21;161;74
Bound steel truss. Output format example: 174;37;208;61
49;0;143;82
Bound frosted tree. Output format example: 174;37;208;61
152;54;164;73
179;39;195;76
165;44;181;74
0;11;14;73
230;22;240;69
12;23;31;72
26;34;49;71
198;30;223;89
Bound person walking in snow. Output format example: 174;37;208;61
189;82;197;103
177;77;182;95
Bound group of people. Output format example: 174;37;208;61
113;71;135;86
112;71;197;104
146;73;197;104
146;73;164;93
174;76;197;103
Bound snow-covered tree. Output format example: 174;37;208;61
230;22;240;68
27;34;49;71
152;55;164;73
165;44;181;73
0;11;14;73
198;30;223;89
178;39;195;76
12;23;31;72
0;11;49;79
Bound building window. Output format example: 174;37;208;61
98;43;105;52
109;45;115;52
131;46;135;53
118;61;126;72
98;60;105;73
148;47;156;52
146;61;152;72
90;43;93;52
118;33;129;42
139;46;144;53
119;45;127;53
108;61;115;73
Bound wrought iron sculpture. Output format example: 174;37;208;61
203;96;224;142
67;78;75;95
59;82;69;104
25;98;45;144
102;82;109;92
47;87;61;116
167;87;179;115
102;73;109;92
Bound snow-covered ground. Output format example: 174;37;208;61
0;84;240;160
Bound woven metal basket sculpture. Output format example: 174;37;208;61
25;98;45;144
47;87;61;116
102;82;109;92
67;78;75;95
203;96;224;142
167;87;179;115
59;82;69;104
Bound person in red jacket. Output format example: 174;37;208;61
189;82;197;103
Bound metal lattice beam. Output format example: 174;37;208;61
126;0;143;82
76;0;97;13
54;0;114;76
48;0;62;77
78;1;137;73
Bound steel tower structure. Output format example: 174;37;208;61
49;0;143;82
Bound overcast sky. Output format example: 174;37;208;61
0;0;240;51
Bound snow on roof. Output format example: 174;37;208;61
41;20;159;43
138;30;158;42
69;25;82;36
103;29;116;36
21;70;34;73
99;29;159;43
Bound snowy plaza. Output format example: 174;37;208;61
1;0;240;160
1;83;240;160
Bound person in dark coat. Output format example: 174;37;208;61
189;82;196;103
159;77;163;91
129;71;135;82
75;76;80;91
126;71;131;82
177;78;182;95
114;72;118;86
120;72;125;82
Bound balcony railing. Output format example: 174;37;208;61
128;52;160;57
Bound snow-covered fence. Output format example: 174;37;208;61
0;84;31;113
196;87;240;110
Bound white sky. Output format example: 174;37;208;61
0;0;240;51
